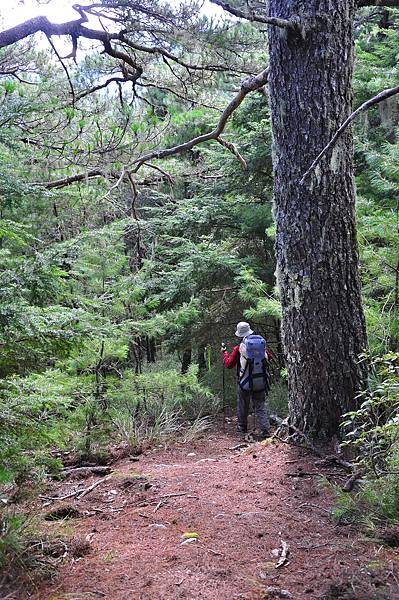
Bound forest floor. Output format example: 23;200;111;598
15;420;399;600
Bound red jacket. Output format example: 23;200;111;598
223;345;272;369
223;345;241;369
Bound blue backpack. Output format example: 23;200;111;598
238;334;270;392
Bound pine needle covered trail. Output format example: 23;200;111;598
38;428;398;600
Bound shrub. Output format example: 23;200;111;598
0;362;217;485
341;352;399;477
339;352;399;525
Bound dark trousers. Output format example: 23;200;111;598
237;385;270;432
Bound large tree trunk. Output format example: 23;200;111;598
268;0;368;441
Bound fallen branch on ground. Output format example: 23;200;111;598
315;455;354;470
285;471;321;478
276;540;290;568
297;503;331;515
39;475;112;502
227;443;249;451
59;466;112;479
78;476;111;499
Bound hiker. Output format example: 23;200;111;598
222;321;271;438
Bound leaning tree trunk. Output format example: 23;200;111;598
268;0;368;441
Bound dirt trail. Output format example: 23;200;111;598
35;424;399;600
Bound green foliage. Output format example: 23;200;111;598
106;365;216;448
4;3;399;538
0;510;60;589
0;361;215;484
342;352;399;476
338;352;399;525
267;381;288;418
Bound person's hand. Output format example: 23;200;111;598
221;342;227;352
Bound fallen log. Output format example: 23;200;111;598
59;466;112;480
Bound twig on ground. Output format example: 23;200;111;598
315;455;354;470
159;492;190;499
208;548;224;556
296;542;332;550
227;443;249;451
154;500;165;513
285;471;322;478
78;476;111;499
297;503;331;515
276;540;290;568
39;489;85;502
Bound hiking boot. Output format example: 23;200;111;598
236;425;247;435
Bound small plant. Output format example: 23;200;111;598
0;510;60;590
338;352;399;525
341;352;399;477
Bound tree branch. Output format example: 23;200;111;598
0;10;248;78
0;15;87;47
35;169;106;189
76;73;138;101
216;137;247;170
132;68;269;170
209;0;296;30
299;83;399;185
35;169;174;190
31;69;268;188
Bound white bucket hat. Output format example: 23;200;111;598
235;321;253;338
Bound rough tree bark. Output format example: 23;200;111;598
268;0;368;441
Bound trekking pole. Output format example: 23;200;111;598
221;342;226;431
222;365;226;431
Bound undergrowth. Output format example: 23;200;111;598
0;511;57;592
335;352;399;532
0;360;217;592
0;362;216;488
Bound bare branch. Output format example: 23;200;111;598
35;169;106;189
132;68;269;170
0;14;87;47
209;0;296;30
216;137;247;170
46;35;76;105
0;14;143;84
137;80;220;111
76;72;138;101
300;83;399;184
142;163;174;186
118;32;246;74
0;12;248;79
